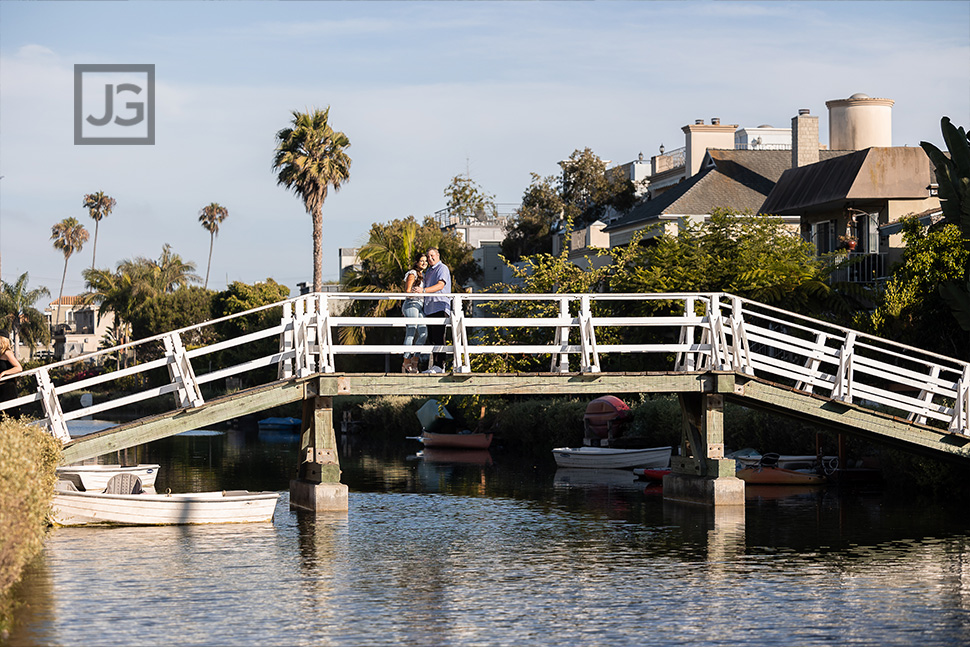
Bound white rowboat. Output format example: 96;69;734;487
551;446;672;470
52;481;279;526
56;464;160;491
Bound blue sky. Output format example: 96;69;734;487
1;1;968;298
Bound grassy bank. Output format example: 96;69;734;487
0;417;61;637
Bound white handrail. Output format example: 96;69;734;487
2;291;968;440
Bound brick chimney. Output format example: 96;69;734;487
792;108;819;168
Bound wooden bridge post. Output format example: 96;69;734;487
663;392;744;507
289;395;349;512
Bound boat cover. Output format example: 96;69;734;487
583;396;633;439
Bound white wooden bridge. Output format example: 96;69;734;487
3;292;969;508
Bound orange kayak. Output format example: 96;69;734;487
737;466;826;485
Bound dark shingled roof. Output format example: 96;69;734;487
604;149;850;233
761;147;935;215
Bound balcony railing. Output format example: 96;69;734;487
829;252;888;284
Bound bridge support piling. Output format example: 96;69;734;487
290;395;349;512
663;393;744;507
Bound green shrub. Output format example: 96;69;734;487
0;417;61;633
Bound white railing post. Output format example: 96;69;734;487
164;332;204;408
796;332;827;393
316;295;336;373
292;297;315;378
279;300;295;380
729;295;754;375
674;297;695;371
949;364;970;435
550;296;571;373
578;295;600;373
36;369;70;443
706;298;731;370
451;294;472;373
911;365;941;426
833;332;856;402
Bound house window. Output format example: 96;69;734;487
857;212;880;254
812;220;837;254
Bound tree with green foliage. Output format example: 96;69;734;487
859;216;969;358
273;107;352;294
501;173;563;262
0;272;50;358
610;209;854;318
443;174;497;220
483;209;855;372
560;147;638;227
502;149;638;262
50;216;89;330
340;216;479;344
82;191;116;270
920;118;970;340
198;202;229;290
211;279;290;384
127;286;215;343
83;243;200;365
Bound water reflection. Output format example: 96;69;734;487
7;427;970;646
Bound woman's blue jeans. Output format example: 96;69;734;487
402;302;427;360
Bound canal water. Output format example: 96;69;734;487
5;423;970;646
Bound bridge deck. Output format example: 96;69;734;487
61;370;970;465
4;291;969;467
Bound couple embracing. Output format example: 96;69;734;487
401;247;451;374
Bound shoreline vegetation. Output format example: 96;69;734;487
0;417;60;638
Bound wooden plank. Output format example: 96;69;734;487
730;376;970;462
61;379;309;464
311;372;715;397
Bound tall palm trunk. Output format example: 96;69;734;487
56;260;68;334
91;221;100;270
205;232;215;289
312;205;323;293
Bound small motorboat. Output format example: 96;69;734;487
552;446;672;470
410;398;492;449
51;474;279;526
736;465;826;485
56;463;161;491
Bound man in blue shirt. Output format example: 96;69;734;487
421;247;451;372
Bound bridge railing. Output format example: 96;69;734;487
2;291;969;441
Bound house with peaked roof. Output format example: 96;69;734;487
45;296;114;360
604;147;851;246
760;94;940;283
603;107;853;247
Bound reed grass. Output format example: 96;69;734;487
0;417;61;636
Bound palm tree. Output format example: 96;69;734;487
50;217;89;331
0;272;51;358
198;202;229;289
273;107;352;293
83;191;116;270
340;217;422;345
82;265;137;368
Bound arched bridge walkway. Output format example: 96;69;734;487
4;292;969;508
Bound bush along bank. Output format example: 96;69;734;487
0;417;61;638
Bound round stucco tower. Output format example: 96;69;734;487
825;93;894;151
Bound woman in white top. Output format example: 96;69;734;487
401;253;428;373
